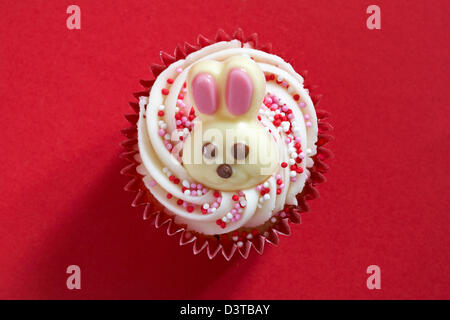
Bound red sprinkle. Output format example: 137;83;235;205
176;199;183;206
187;206;194;213
232;195;239;201
162;88;169;95
213;191;220;198
281;162;288;168
166;193;173;199
167;78;174;84
293;94;300;101
158;111;165;117
173;178;180;184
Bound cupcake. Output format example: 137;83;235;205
121;29;332;260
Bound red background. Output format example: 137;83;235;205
0;0;449;299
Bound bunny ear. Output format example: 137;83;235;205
225;68;254;116
192;73;218;115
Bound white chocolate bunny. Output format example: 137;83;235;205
182;55;279;191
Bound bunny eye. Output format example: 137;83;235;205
203;142;217;159
232;143;249;160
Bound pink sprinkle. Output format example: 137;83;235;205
182;201;188;208
166;143;173;150
231;209;237;214
202;188;207;194
158;129;165;136
256;185;262;191
273;96;280;104
304;114;310;120
288;114;294;120
149;180;156;187
217;197;222;203
281;81;288;87
306;121;312;127
276;174;281;180
232;217;237;222
271;103;279;110
191;190;197;196
176;120;182;125
197;184;203;190
235;214;241;220
299;102;306;108
281;212;286;218
176;67;183;73
207;208;212;213
295;137;302;142
190;183;196;189
234;203;240;209
238;191;244;196
182;88;187;93
212;202;219;208
265;97;272;104
285;138;291;143
299;152;305;159
280;183;285;189
281;106;288;112
290;177;297;182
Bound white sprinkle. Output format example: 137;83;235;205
287;86;294;94
263;182;269;188
226;212;233;219
263;194;270;200
291;152;298;159
259;197;265;203
164;134;170;140
239;200;246;207
289;159;295;165
182;180;190;188
162;167;168;173
277;75;284;82
290;171;297;177
306;148;312;155
184;190;191;196
158;105;165;110
271;217;277;223
237;241;243;248
232;236;238;241
222;216;228;222
211;207;217;212
203;203;210;209
247;234;253;239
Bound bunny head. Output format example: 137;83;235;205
181;55;279;191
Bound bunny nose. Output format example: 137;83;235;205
217;164;232;178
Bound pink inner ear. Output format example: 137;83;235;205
226;68;254;116
192;73;218;115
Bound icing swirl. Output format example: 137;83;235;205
137;40;318;235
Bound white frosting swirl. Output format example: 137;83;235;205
137;40;318;235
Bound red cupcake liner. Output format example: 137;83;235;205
120;28;334;260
